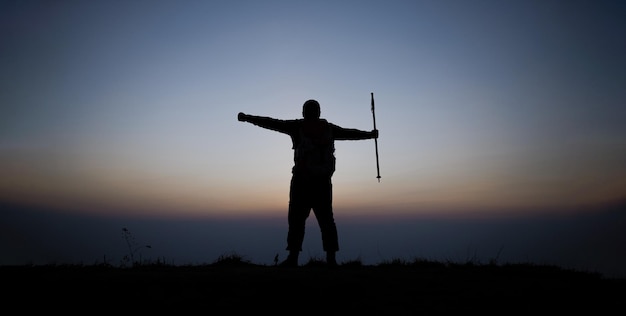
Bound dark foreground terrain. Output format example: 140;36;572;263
3;259;625;314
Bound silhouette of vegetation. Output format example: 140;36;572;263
121;227;152;267
210;252;255;267
25;249;613;278
3;252;624;313
3;249;625;313
3;228;623;312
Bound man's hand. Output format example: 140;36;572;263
238;112;247;122
372;129;379;139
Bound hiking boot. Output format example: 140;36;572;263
278;253;299;267
326;251;337;267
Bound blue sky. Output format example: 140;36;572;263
1;1;625;277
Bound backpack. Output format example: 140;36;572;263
293;119;335;177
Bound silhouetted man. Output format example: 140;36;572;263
238;99;378;267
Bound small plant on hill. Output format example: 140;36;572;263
121;227;152;267
211;252;254;267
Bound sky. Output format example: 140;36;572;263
1;1;625;278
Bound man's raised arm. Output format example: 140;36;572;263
237;112;293;135
332;124;378;140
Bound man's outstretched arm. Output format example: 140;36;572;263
332;124;378;140
237;112;294;135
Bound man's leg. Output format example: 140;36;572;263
282;176;312;267
312;177;338;266
315;209;339;266
283;203;309;266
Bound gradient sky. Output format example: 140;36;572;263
1;1;625;277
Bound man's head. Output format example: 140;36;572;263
302;99;320;119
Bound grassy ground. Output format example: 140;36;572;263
3;255;625;314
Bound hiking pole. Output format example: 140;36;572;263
371;92;381;182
